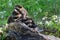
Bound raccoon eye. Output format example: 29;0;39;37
12;10;19;15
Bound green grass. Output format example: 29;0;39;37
0;0;60;38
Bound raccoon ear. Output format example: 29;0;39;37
15;5;22;8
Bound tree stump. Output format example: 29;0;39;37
4;22;49;40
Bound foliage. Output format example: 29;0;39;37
0;0;60;38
